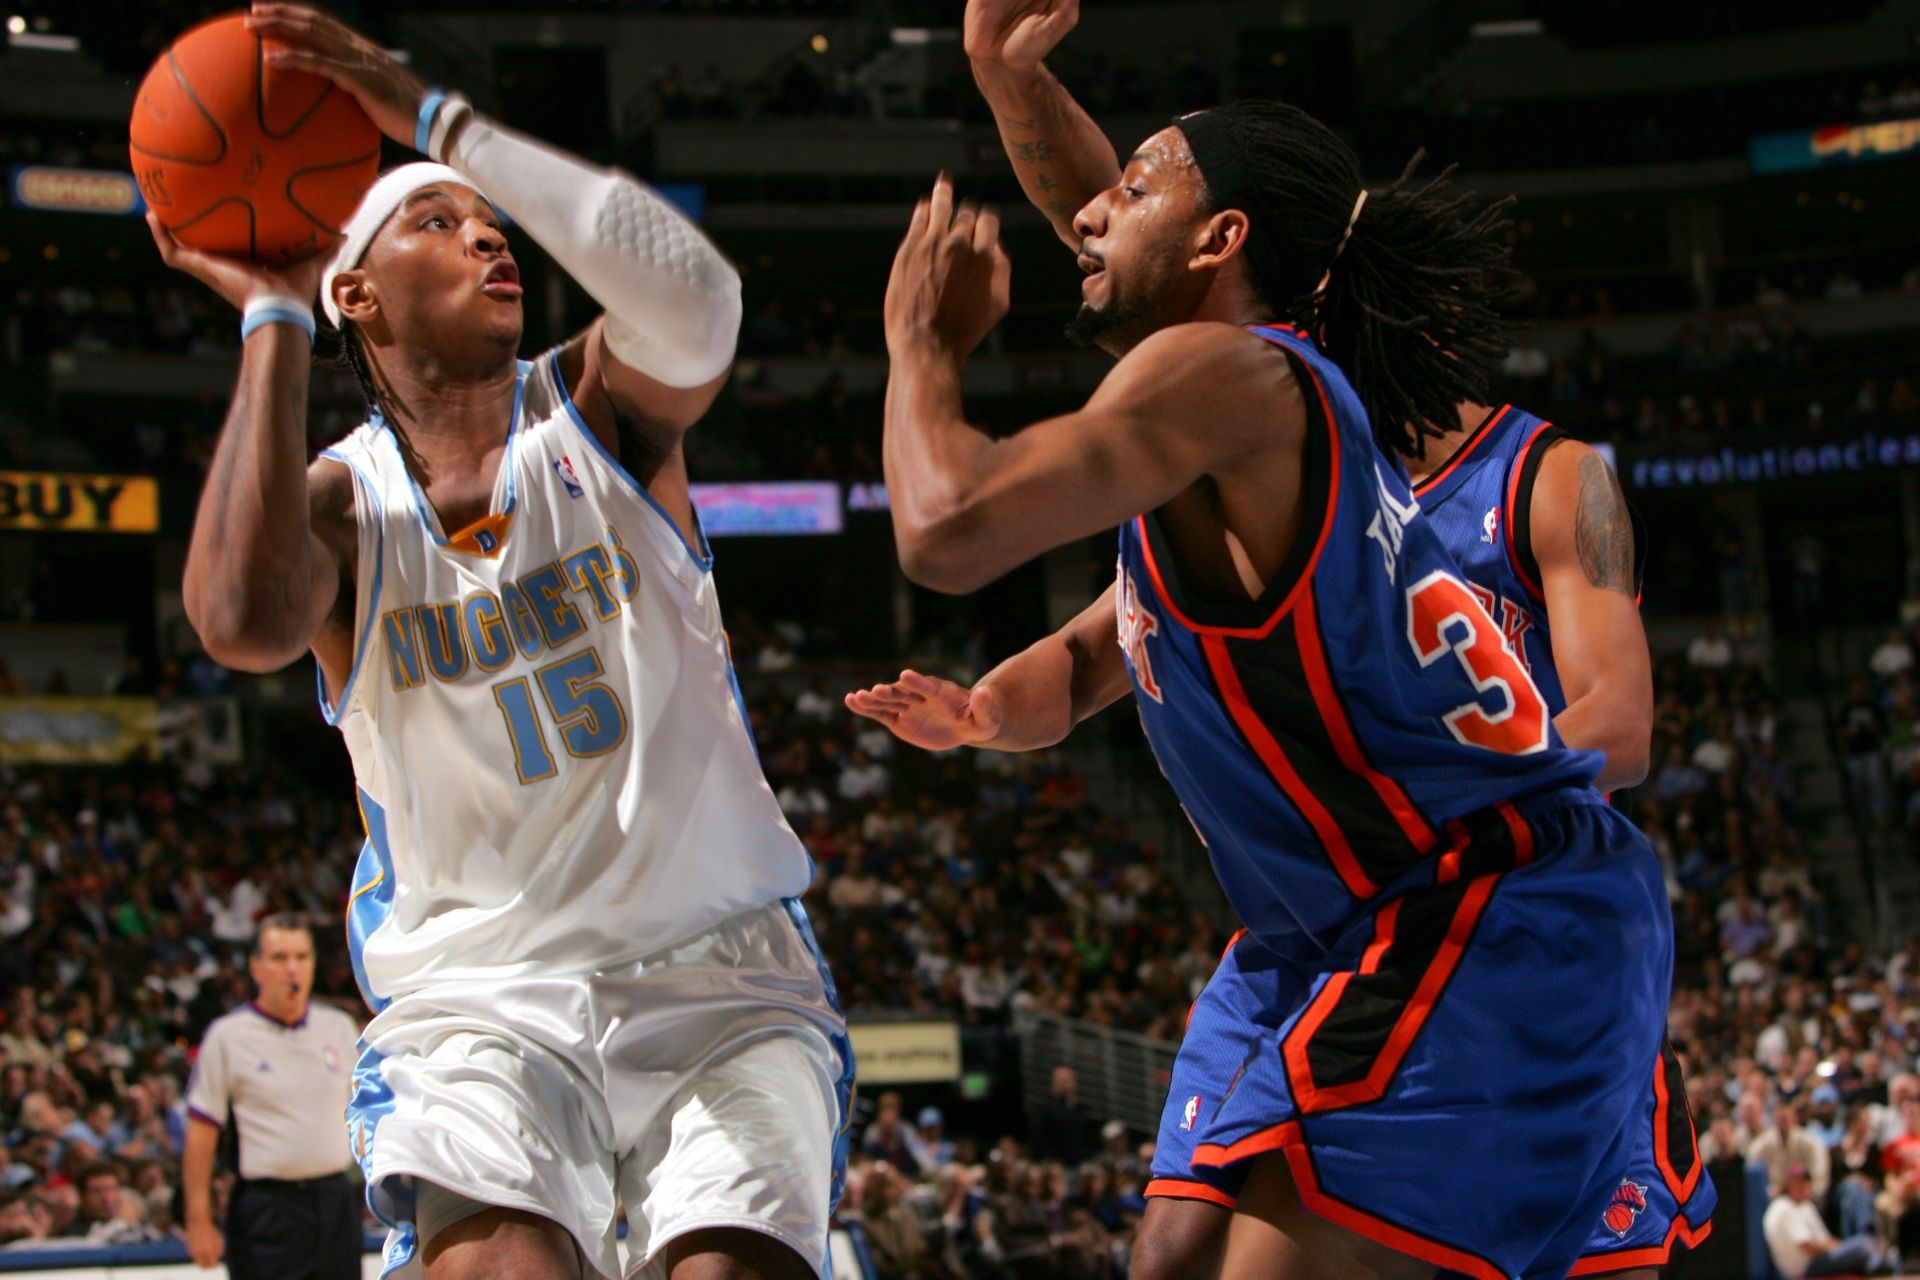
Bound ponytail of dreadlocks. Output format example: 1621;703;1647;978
1181;101;1518;459
1309;154;1518;459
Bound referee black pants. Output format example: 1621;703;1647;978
226;1174;361;1280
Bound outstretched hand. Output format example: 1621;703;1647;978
245;3;430;150
146;213;332;310
845;670;1005;752
884;174;1012;360
963;0;1081;70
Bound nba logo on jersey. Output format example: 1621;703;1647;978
1481;505;1499;544
1602;1180;1647;1238
1179;1095;1201;1132
554;454;585;499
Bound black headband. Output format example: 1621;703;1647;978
1174;108;1367;307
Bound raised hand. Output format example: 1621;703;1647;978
147;213;332;308
884;175;1012;360
845;670;1005;752
963;0;1081;70
244;3;430;150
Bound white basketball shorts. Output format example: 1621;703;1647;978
346;898;853;1279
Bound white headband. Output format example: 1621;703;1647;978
319;163;489;327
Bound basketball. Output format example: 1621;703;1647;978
129;13;380;266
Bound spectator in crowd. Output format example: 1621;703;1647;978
862;1092;924;1177
1766;1164;1897;1278
858;1161;931;1278
1843;679;1889;825
1748;1100;1830;1196
1029;1067;1095;1165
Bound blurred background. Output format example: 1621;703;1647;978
2;1;1920;1276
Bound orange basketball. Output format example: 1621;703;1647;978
129;13;380;266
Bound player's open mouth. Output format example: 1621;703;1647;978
481;262;522;298
1078;253;1105;291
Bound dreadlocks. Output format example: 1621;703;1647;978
1177;101;1518;458
324;321;393;428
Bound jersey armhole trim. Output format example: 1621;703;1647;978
315;447;384;727
1504;422;1565;604
546;349;715;575
1134;334;1339;639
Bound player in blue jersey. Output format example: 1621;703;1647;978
847;3;1704;1276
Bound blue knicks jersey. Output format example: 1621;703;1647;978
1412;405;1568;718
1115;325;1601;948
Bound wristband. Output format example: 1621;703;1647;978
427;96;473;164
414;89;449;156
240;295;316;345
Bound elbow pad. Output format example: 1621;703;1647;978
445;110;742;387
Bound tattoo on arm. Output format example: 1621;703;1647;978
1006;116;1037;132
1572;453;1635;594
1012;140;1055;164
1034;172;1057;192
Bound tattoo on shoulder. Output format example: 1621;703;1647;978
1013;140;1056;164
1034;172;1058;192
1043;199;1074;219
1572;452;1634;594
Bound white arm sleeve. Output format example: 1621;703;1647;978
445;110;742;388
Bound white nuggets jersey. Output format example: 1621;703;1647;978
321;351;811;1008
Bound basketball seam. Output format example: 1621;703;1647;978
167;195;259;261
285;148;384;235
129;45;230;166
252;29;337;140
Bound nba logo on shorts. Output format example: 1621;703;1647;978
1602;1179;1647;1238
1179;1095;1201;1132
554;455;585;499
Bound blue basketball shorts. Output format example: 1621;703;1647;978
1149;791;1715;1279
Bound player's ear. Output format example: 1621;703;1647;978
1190;208;1249;274
333;270;378;326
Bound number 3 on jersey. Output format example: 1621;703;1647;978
492;648;630;784
1404;570;1549;755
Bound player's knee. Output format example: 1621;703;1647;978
1133;1196;1231;1280
664;1226;815;1280
421;1206;580;1280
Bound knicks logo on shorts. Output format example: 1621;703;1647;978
1602;1179;1648;1238
1180;1095;1201;1132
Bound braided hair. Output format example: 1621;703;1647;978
1178;101;1517;458
323;320;394;428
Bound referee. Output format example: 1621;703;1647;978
183;914;361;1278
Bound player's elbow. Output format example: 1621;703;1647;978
185;594;306;674
897;518;995;594
1607;734;1651;791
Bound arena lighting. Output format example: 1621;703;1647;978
810;33;828;53
1470;19;1545;36
8;29;78;50
1816;1060;1838;1077
890;28;959;45
4;16;23;35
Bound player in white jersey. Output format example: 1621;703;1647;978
151;7;850;1279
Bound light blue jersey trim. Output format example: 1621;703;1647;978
372;360;529;547
347;1039;416;1277
346;787;396;1014
783;897;855;1217
315;448;384;727
547;348;715;574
